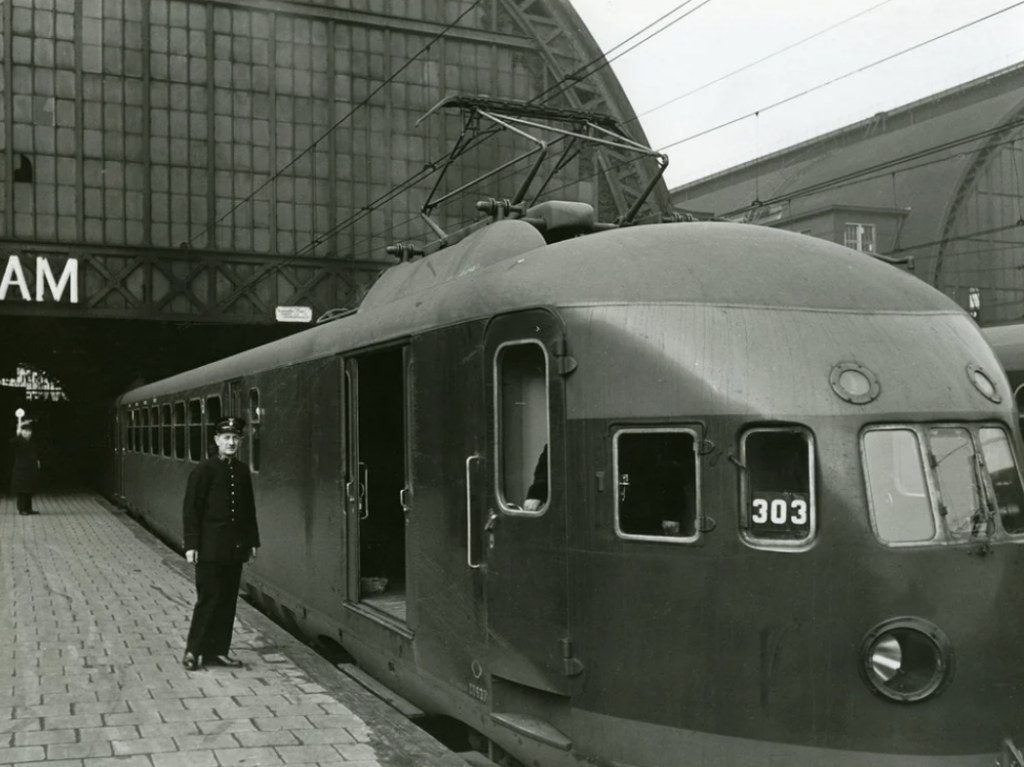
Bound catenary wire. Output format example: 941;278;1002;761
658;1;1024;153
634;0;896;121
185;0;485;248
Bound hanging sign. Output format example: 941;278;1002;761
275;305;313;323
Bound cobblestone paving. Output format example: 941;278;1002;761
0;492;462;767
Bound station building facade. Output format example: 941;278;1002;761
0;0;662;322
670;62;1024;326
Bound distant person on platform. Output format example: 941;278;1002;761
181;417;260;671
10;420;41;516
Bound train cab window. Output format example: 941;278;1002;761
495;341;550;515
205;396;221;456
614;429;699;542
864;425;1024;544
141;408;151;453
160;404;171;457
863;429;936;543
249;388;261;473
979;428;1024;534
187;399;202;461
927;427;981;537
150;405;159;455
173;401;185;459
741;427;815;548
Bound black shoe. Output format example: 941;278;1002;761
206;654;243;668
26;510;39;515
182;652;201;671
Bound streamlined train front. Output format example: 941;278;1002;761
514;224;1024;766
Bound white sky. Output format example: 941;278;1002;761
568;0;1024;190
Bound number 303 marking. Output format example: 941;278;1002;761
752;498;808;525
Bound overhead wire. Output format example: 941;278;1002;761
718;119;1024;219
657;0;1024;153
530;0;709;106
634;0;897;121
296;0;721;261
185;0;485;248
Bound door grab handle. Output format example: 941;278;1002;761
359;462;369;520
466;455;482;569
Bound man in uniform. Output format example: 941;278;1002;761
181;417;260;670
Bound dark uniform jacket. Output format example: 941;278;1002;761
182;456;260;563
9;436;40;494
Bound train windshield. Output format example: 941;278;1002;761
863;425;1024;545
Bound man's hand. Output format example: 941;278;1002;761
185;549;198;564
523;498;542;511
250;547;258;561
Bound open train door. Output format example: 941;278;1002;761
483;309;575;696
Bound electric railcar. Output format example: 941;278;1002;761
109;203;1024;767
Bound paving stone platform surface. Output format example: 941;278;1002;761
0;491;468;767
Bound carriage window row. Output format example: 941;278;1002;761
125;388;261;472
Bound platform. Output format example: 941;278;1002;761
0;490;469;767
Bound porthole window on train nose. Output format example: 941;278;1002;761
740;427;816;549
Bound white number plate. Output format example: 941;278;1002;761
750;492;810;536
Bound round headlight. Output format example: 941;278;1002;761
859;618;954;703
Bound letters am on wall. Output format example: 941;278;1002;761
0;253;79;304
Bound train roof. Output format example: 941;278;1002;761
983;323;1024;374
121;218;963;404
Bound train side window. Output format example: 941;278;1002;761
249;388;261;473
128;409;135;452
150;405;160;455
495;341;550;515
160;404;171;457
173;402;185;459
863;429;936;544
187;399;202;461
205;396;222;456
141;407;151;454
614;429;699;542
979;427;1024;534
741;427;816;548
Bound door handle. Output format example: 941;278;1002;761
466;455;482;569
359;462;369;520
400;486;410;514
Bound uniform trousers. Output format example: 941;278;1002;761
186;561;243;657
16;493;33;513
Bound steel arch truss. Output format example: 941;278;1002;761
495;0;673;222
932;105;1024;298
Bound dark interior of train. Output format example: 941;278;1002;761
355;347;408;621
